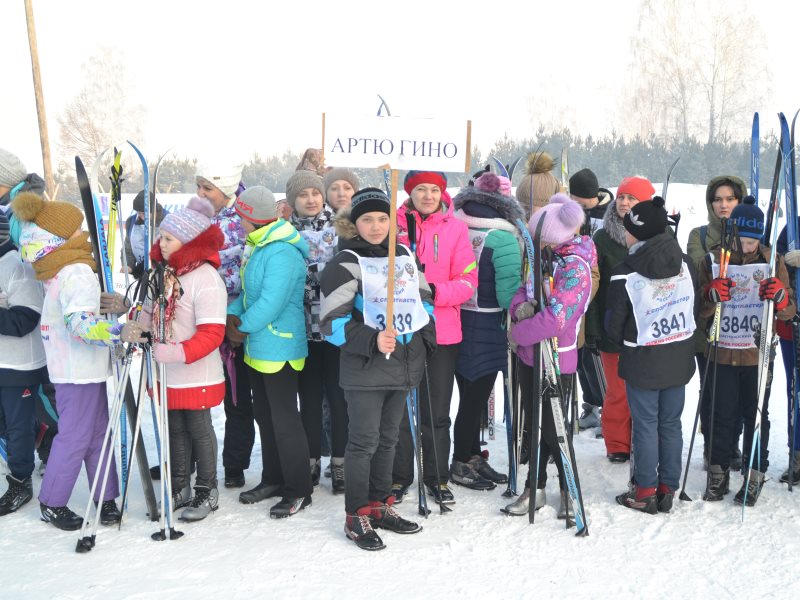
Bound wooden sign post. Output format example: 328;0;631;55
322;114;471;350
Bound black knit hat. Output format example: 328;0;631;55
623;196;668;241
569;168;599;199
349;187;391;223
132;190;156;212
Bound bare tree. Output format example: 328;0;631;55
622;0;769;144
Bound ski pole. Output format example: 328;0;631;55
423;364;452;514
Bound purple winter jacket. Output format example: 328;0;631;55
509;235;597;373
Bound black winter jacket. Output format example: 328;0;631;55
605;232;698;390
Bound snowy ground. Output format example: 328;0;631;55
3;184;800;599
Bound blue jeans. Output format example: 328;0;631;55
626;383;685;490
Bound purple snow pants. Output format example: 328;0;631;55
38;382;119;507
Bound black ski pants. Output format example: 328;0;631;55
222;344;255;476
344;388;406;513
518;362;571;490
393;343;459;487
453;371;496;463
247;364;313;499
576;347;605;408
169;408;218;490
298;341;348;460
705;363;772;471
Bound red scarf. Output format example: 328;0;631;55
149;226;223;342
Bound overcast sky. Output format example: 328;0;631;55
3;0;799;174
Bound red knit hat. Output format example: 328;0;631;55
617;176;655;202
403;171;447;195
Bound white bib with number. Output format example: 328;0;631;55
346;247;430;334
625;261;696;347
462;228;502;313
711;262;764;349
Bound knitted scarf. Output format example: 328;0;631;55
32;233;96;281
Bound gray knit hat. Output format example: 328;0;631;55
0;149;27;188
235;186;278;225
323;168;360;196
285;171;325;209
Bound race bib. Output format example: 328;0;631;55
349;247;430;334
625;261;696;347
300;227;338;267
712;262;764;349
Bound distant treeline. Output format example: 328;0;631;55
54;126;778;203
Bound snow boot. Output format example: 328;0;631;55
578;403;601;429
616;486;657;515
40;503;83;531
734;469;766;507
780;451;800;485
310;459;321;487
369;497;422;534
98;500;121;525
224;469;245;489
166;482;193;510
345;507;385;551
557;489;574;520
270;495;311;519
702;465;730;501
500;487;545;515
426;483;456;504
450;460;495;491
607;452;630;464
0;474;33;516
391;483;409;504
331;460;345;495
239;481;282;504
470;455;508;485
180;486;219;521
656;483;674;513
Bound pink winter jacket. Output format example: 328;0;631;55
510;235;597;373
397;192;478;345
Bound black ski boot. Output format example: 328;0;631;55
0;474;33;516
449;460;495;491
99;500;121;525
656;483;674;513
224;469;245;489
369;497;422;534
311;459;321;487
734;469;766;507
40;503;83;531
470;455;508;485
780;452;800;485
426;483;455;504
239;481;282;504
391;483;409;504
345;508;385;551
616;486;657;515
331;461;345;495
270;495;311;518
702;465;730;501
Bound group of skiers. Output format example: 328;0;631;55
0;143;798;552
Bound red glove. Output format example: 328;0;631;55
705;277;735;303
759;277;788;310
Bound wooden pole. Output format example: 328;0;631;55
24;0;55;196
385;169;399;357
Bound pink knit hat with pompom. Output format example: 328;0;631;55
528;193;585;246
159;196;215;243
474;172;513;197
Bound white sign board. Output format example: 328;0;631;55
323;114;471;173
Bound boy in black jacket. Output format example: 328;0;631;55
606;197;698;514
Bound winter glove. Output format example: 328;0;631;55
100;291;130;315
759;277;789;310
705;277;735;303
120;320;150;344
785;250;800;269
153;342;186;364
514;300;538;322
226;314;246;346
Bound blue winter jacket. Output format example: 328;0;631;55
227;220;309;363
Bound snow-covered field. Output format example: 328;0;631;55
3;184;800;600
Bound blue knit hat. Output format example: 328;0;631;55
730;196;763;240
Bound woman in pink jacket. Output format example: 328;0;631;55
391;171;478;506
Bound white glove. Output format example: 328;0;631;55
514;300;538;322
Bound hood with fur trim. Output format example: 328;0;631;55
333;208;359;241
602;199;628;247
453;183;525;225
